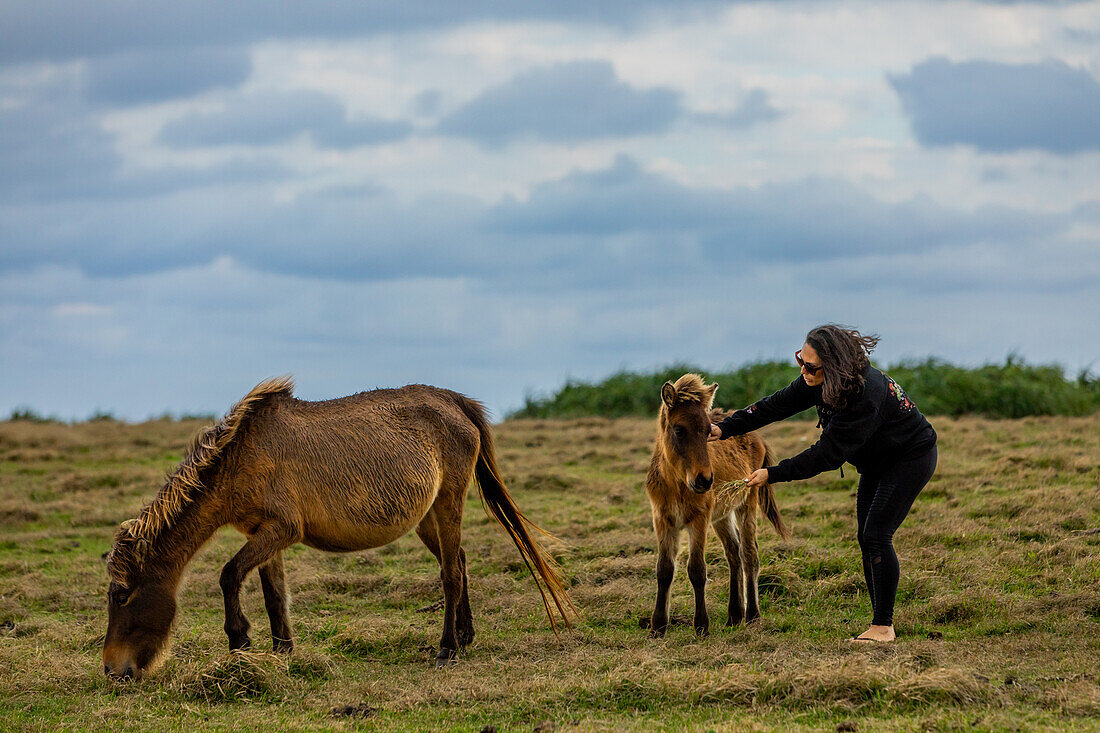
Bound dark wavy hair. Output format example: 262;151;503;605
805;324;880;409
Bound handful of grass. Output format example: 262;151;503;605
713;478;752;504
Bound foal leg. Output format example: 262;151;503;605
220;521;299;650
258;551;293;652
417;515;474;649
649;518;681;638
713;514;744;626
686;514;710;636
736;506;761;623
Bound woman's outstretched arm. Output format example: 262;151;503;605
714;377;817;439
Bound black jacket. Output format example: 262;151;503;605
716;364;936;483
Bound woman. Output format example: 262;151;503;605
708;325;937;642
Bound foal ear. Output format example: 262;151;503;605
661;381;677;408
704;383;718;411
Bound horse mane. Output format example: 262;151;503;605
661;373;717;413
107;376;294;585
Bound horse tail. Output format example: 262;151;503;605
453;394;577;633
761;441;791;541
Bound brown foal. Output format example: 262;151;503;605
645;374;790;637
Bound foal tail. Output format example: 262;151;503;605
761;442;791;541
454;395;577;633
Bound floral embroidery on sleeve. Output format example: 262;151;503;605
884;374;914;411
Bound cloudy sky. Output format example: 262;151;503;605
2;1;1099;421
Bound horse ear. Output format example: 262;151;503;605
133;537;150;566
704;383;718;411
661;381;677;408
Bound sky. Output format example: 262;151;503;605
2;0;1099;421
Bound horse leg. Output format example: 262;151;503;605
737;506;761;623
686;514;710;636
417;514;474;649
649;517;680;638
713;514;744;626
428;479;468;668
456;548;473;648
258;550;293;652
220;521;298;650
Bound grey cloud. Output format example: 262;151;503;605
6;1;1091;66
437;61;681;145
487;155;1064;261
487;155;711;234
86;46;252;105
0;185;482;280
1062;27;1100;44
2;154;1086;299
0;1;738;65
889;57;1100;154
160;90;413;148
411;89;443;118
0;72;289;204
0;78;120;203
693;88;784;129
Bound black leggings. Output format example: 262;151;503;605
856;445;937;626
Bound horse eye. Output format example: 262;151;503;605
113;591;129;605
673;426;685;438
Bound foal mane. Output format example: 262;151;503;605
107;376;294;585
661;373;717;413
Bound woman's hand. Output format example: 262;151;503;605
744;468;769;488
708;424;722;442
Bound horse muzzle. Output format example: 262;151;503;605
103;645;140;680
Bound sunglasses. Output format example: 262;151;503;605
795;349;823;375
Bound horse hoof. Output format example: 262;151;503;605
695;627;710;637
435;648;458;669
647;628;666;639
228;634;252;651
726;616;743;627
273;639;293;654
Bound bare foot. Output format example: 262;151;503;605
849;624;895;643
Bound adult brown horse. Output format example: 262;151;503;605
645;374;790;637
103;377;574;678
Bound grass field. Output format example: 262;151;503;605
0;413;1098;731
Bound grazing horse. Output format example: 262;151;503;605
103;377;574;678
645;374;790;637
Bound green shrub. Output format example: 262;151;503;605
511;357;1099;419
6;407;58;423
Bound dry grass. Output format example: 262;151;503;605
0;413;1098;731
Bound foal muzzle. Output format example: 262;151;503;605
691;473;714;494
